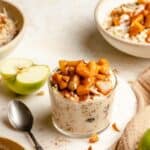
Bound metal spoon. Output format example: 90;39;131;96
8;100;44;150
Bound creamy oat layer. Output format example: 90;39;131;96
103;0;150;43
50;59;116;136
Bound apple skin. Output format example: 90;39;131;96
0;58;33;80
0;58;50;95
138;129;150;150
2;66;50;95
3;77;48;95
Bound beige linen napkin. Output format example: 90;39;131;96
132;67;150;112
112;67;150;150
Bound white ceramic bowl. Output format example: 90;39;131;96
95;0;150;58
0;0;25;58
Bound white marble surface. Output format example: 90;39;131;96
0;0;149;149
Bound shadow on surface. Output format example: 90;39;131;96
0;81;17;101
82;27;144;61
2;116;13;131
77;25;149;77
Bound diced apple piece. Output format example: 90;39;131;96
68;75;80;91
145;3;150;10
131;14;144;24
98;58;110;66
59;60;80;70
96;80;113;95
82;77;95;87
99;65;110;75
52;73;69;90
76;61;91;78
58;80;68;90
112;16;120;26
59;60;68;74
67;60;81;67
129;21;144;36
138;0;150;4
111;9;123;17
87;61;99;76
52;73;62;84
77;85;90;96
95;74;107;80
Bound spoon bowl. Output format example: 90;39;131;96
8;100;43;150
8;100;33;131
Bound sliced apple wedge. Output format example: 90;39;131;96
0;58;50;95
0;58;33;79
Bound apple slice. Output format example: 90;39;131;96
0;58;50;95
0;58;33;79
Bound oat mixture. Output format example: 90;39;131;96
103;0;150;43
0;9;17;46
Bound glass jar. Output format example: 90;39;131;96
49;75;117;138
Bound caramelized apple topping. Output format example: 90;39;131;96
88;134;99;143
88;146;93;150
110;0;150;41
129;21;144;36
112;123;120;132
51;58;114;101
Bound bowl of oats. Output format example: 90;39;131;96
0;0;24;58
95;0;150;58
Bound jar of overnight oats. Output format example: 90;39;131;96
49;58;117;137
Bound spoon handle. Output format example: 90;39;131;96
28;131;44;150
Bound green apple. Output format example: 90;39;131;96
138;129;150;150
0;58;50;95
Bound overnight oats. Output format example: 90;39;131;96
49;58;117;137
103;0;150;43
